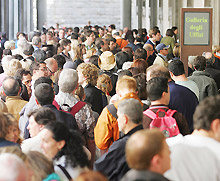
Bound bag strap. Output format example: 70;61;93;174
69;101;86;116
166;109;177;117
57;164;72;181
143;109;157;119
53;100;61;110
107;104;118;119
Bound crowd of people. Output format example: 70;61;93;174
0;22;220;180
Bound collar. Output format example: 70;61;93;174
114;92;143;108
158;53;167;61
121;124;143;139
192;70;211;77
6;96;23;101
149;38;156;45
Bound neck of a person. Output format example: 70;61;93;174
192;129;215;139
151;100;168;106
123;123;140;135
173;74;188;82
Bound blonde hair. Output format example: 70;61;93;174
26;151;54;181
173;45;181;58
97;74;112;94
77;63;99;86
4;59;22;76
116;76;137;93
0;146;27;162
20;58;32;71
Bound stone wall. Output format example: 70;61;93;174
46;0;121;29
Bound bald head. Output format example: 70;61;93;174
0;153;28;181
45;58;58;76
126;129;168;172
146;65;170;81
143;44;154;58
2;77;20;96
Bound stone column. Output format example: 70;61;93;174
150;0;157;27
162;0;169;35
193;0;205;7
137;0;143;29
145;0;150;31
121;0;131;29
14;0;19;39
37;0;47;31
212;0;220;45
8;0;14;40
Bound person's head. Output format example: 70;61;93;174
173;45;181;58
60;38;71;51
132;58;148;73
46;31;53;42
89;55;99;68
27;107;56;138
168;59;185;78
116;76;137;97
26;151;55;181
30;61;48;80
97;74;113;95
32;49;46;62
98;51;116;71
23;43;34;56
2;77;21;96
4;113;20;143
118;70;132;79
165;29;174;37
143;44;154;58
17;38;28;50
202;51;215;66
45;58;58;77
85;30;95;44
155;43;169;56
117;98;143;133
148;28;161;42
193;55;206;71
77;63;99;86
193;95;220;141
146;64;170;82
115;51;129;70
41;121;89;167
133;73;147;100
34;83;54;106
134;48;147;60
0;153;28;181
76;171;108;181
59;29;65;39
74;44;86;60
126;129;170;174
58;68;78;93
53;54;66;69
95;38;104;50
147;77;169;104
0;112;12;139
172;26;178;35
3;58;22;76
4;40;15;50
32;36;41;47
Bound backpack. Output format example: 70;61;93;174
144;106;180;138
53;100;86;117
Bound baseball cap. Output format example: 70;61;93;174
156;43;170;52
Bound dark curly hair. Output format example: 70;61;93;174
193;95;220;130
45;121;89;168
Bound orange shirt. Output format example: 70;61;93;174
116;38;128;49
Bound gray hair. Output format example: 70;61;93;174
118;98;143;124
58;68;78;93
4;40;15;49
32;36;41;46
0;153;28;180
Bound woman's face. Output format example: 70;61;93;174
5;125;19;143
40;129;63;160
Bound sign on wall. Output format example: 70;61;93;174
184;12;210;45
